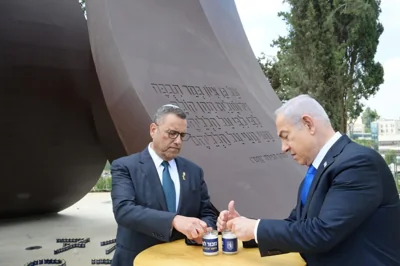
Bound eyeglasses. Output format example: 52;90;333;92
166;130;191;141
154;123;191;141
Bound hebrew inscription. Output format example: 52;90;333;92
249;153;289;163
151;82;286;160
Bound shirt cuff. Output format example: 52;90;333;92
254;219;261;243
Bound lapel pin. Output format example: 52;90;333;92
182;172;186;180
323;161;327;168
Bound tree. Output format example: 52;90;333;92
385;150;396;165
361;107;380;132
78;0;86;16
353;138;378;151
258;53;292;101
264;0;384;133
385;150;397;177
79;0;85;10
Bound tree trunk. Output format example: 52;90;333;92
342;110;347;134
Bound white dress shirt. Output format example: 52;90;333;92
148;144;180;211
253;132;342;243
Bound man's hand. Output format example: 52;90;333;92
226;216;257;241
217;200;240;232
172;215;212;240
192;236;203;244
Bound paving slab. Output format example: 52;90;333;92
0;193;117;266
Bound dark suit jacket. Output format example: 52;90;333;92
110;147;217;266
256;135;400;265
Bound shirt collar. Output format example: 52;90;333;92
148;143;175;167
312;132;342;169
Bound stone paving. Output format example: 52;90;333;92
0;193;117;266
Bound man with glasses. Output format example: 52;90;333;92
110;104;217;266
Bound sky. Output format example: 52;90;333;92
234;0;400;119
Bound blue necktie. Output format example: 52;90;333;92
161;161;176;212
301;165;317;205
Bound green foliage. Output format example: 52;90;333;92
385;150;398;185
259;0;384;133
385;150;396;165
104;160;111;171
353;138;377;150
92;177;112;192
91;161;112;192
361;107;380;132
396;174;400;193
78;0;86;18
79;0;85;11
258;54;293;102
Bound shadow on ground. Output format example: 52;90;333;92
0;193;117;266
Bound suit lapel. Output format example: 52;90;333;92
301;135;352;219
296;179;304;220
175;157;189;213
301;159;334;219
139;148;167;211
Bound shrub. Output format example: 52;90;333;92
91;176;112;192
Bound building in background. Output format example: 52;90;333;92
369;119;400;177
371;121;379;143
376;119;400;155
348;117;399;174
348;116;372;140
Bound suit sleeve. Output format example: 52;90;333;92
284;208;297;222
240;207;297;250
256;153;383;255
111;160;176;242
198;168;217;229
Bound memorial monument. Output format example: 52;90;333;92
0;0;107;218
86;0;305;219
0;0;305;219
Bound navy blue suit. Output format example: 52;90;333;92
110;148;217;266
256;135;400;265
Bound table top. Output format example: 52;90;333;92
134;236;306;266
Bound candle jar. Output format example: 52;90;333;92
202;230;219;256
222;230;238;254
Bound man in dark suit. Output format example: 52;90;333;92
110;104;217;266
217;95;400;265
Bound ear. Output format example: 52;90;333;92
150;123;157;138
301;115;316;134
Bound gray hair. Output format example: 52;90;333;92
153;104;186;124
274;94;331;126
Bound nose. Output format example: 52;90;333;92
173;135;183;145
281;141;290;153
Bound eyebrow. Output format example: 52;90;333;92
168;129;186;134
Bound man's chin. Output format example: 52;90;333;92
292;157;306;166
166;150;180;159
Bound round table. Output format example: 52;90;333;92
134;236;306;266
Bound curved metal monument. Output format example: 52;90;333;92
86;0;305;218
200;1;283;119
0;0;107;218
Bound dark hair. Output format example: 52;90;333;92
153;104;186;124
